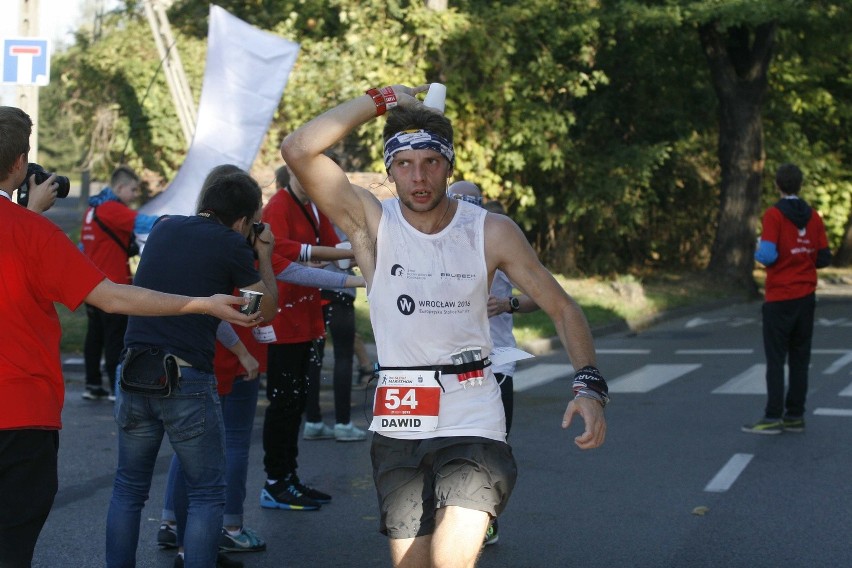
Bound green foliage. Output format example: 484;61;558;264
36;0;852;271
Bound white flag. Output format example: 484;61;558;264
140;5;300;218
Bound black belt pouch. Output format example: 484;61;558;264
119;347;181;397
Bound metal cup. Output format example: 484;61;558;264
239;289;263;315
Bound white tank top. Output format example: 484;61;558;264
368;199;506;441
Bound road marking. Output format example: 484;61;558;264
814;408;852;416
813;351;852;375
704;453;753;493
514;363;572;392
841;383;852;397
712;364;770;395
608;364;701;393
597;349;650;354
676;349;754;355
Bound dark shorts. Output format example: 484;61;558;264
371;435;517;539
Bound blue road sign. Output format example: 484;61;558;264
2;37;51;86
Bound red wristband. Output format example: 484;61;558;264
379;86;399;111
365;88;386;116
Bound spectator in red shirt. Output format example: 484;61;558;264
258;165;339;511
0;105;261;568
743;163;832;435
80;166;160;400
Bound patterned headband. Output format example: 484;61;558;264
383;129;455;171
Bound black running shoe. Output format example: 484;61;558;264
82;386;110;400
260;481;321;510
287;474;332;504
157;522;177;549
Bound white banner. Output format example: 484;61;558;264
140;5;299;217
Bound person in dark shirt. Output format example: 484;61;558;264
105;170;278;568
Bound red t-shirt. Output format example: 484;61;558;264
214;252;294;395
761;205;829;302
80;200;138;284
1;199;106;429
261;189;339;344
214;325;269;395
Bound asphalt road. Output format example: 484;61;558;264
32;291;852;567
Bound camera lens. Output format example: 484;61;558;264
54;176;71;198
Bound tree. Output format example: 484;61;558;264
699;21;775;293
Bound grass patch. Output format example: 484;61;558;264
57;303;88;353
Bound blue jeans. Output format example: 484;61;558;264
105;368;226;568
163;375;259;529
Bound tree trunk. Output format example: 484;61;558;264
834;212;852;266
699;22;777;295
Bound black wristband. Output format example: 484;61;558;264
572;365;609;397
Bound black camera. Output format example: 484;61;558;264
17;163;71;207
252;221;265;236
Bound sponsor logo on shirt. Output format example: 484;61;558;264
440;272;477;280
396;294;473;316
390;263;431;280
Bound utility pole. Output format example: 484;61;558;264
143;0;196;147
17;0;40;161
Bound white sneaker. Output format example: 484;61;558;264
303;421;334;440
334;422;367;442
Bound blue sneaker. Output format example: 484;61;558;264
219;526;266;552
260;482;321;511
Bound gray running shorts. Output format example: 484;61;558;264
370;435;518;539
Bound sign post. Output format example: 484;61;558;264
2;0;46;161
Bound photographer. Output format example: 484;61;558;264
80;166;160;400
105;168;278;568
0;106;262;568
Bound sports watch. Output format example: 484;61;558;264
508;296;521;313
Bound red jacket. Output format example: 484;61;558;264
262;188;339;343
80;200;137;284
760;198;830;302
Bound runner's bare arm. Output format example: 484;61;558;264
280;85;428;251
485;214;606;449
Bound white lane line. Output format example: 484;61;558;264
597;349;651;355
704;453;753;493
514;363;572;392
608;364;701;393
712;364;768;395
816;351;852;375
814;408;852;417
676;349;753;355
840;383;852;397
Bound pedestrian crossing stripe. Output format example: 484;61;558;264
608;364;701;393
511;350;852;396
513;364;572;392
712;364;771;395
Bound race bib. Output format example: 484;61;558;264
251;325;276;344
370;370;441;433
